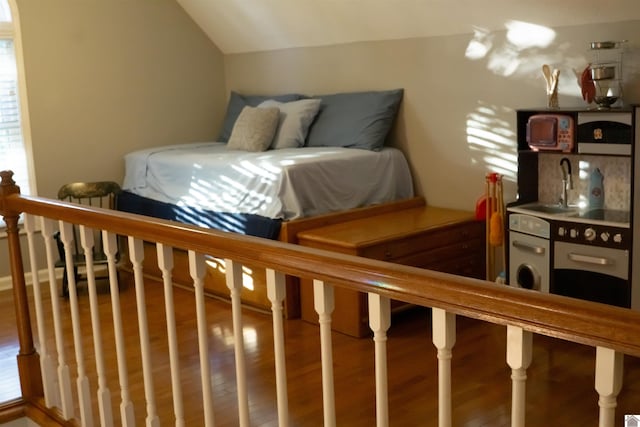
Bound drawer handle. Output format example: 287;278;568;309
568;252;612;266
512;240;545;255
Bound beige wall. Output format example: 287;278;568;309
1;0;226;279
17;0;226;199
224;20;640;211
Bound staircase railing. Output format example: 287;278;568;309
2;169;640;427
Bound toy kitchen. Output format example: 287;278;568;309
506;106;640;310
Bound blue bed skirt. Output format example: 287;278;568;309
117;191;283;240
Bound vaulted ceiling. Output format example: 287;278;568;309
176;0;640;54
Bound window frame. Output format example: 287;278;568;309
1;0;36;196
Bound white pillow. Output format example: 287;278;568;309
227;106;280;152
258;98;322;149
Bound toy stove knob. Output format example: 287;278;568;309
584;227;596;241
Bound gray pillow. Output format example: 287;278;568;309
258;98;322;149
226;106;280;152
218;91;303;142
305;89;404;151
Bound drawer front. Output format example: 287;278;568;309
394;238;484;268
394;238;485;279
360;221;484;261
433;253;485;279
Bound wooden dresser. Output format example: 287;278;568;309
297;205;486;337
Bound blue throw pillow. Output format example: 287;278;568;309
218;91;303;142
305;89;404;151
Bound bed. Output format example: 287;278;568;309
117;88;416;316
119;142;414;239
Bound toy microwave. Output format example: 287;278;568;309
526;114;574;152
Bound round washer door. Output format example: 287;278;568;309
515;264;541;291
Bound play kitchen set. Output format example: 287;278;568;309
505;106;640;310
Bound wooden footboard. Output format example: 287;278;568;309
128;197;426;318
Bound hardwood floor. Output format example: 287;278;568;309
1;273;640;426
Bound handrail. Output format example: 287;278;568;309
3;177;640;358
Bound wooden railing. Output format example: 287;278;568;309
2;169;640;427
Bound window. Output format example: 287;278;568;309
0;0;34;196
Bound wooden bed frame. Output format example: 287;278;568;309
133;196;427;318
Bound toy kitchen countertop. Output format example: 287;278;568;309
507;201;630;228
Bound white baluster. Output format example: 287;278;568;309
595;346;623;427
189;250;215;427
79;226;113;427
432;308;456;427
102;231;135;426
157;243;185;427
224;259;249;427
128;237;160;427
506;325;532;427
40;218;72;418
313;280;336;427
24;215;57;408
266;268;289;427
368;293;390;427
59;221;94;427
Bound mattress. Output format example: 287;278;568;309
117;191;284;239
122;142;414;221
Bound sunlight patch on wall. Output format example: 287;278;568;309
465;21;557;77
464;20;590;100
465;27;493;60
505;21;556;50
464;21;561;185
466;102;517;182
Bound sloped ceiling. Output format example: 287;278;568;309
176;0;640;54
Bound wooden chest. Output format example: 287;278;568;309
297;206;486;337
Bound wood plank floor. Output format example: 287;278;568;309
1;273;640;426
